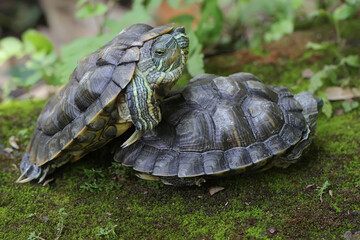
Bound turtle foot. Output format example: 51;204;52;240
16;153;48;183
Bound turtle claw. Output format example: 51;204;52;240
121;130;143;148
17;176;36;184
16;153;42;183
38;166;50;183
16;170;27;183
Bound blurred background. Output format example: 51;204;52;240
0;0;359;117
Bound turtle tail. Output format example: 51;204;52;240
16;153;51;183
294;91;322;134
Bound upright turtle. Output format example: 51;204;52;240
17;23;189;183
115;73;323;186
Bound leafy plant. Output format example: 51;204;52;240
55;208;68;240
27;208;67;240
342;100;359;113
0;29;58;90
97;222;118;239
80;168;108;192
222;0;304;51
28;232;45;240
317;180;331;202
304;1;360;117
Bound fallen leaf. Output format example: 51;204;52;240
4;148;13;153
306;184;315;189
268;227;276;234
209;186;224;196
9;136;19;149
329;190;333;197
302;68;313;78
324;87;360;101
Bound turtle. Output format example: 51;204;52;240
114;72;323;186
17;23;189;183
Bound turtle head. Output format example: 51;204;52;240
137;26;189;97
294;92;322;134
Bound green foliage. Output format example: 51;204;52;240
317;180;330;202
333;4;356;20
80;168;110;192
226;0;303;51
96;222;118;239
76;2;108;19
305;2;360;117
342;100;359;113
0;29;57;89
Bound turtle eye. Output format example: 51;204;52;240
155;48;166;56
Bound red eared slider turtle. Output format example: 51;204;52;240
114;73;323;186
17;23;189;183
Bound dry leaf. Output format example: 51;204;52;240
268;227;276;234
4;148;13;153
329;190;333;197
324;87;360;101
209;186;224;196
9;136;19;149
302;69;314;78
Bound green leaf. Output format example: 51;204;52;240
55;34;112;85
196;0;223;45
264;19;294;42
112;0;151;31
342;101;359;112
76;0;88;7
22;30;53;54
306;41;335;51
342;55;360;67
146;0;162;11
76;3;108;19
0;37;23;64
318;92;333;118
345;0;357;4
333;4;356;20
24;70;43;86
186;32;204;77
170;15;195;30
187;52;204;77
309;65;338;93
168;0;181;9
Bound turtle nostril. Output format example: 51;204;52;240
174;27;185;33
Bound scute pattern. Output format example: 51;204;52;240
115;72;318;183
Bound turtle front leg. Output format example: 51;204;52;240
122;75;161;147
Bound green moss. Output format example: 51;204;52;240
0;100;45;147
1;19;360;239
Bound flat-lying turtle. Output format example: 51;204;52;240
115;73;323;186
17;23;189;183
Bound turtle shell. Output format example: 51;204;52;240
25;24;178;169
114;73;320;186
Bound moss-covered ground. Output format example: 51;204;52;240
1;20;360;239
